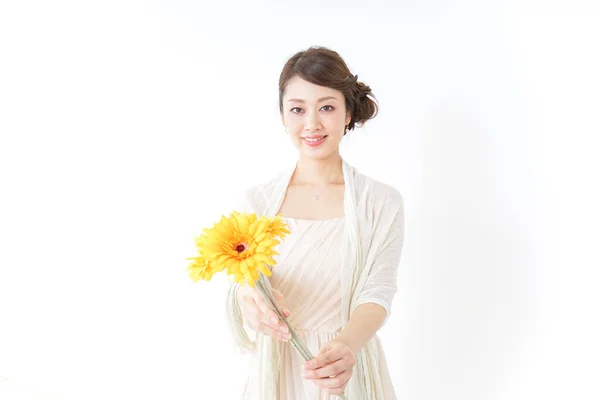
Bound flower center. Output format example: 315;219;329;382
235;243;246;253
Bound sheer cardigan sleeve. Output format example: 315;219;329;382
355;194;405;327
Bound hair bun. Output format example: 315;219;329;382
355;80;372;99
345;74;358;86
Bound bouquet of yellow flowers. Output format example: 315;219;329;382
186;211;348;400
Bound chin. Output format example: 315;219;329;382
298;149;339;160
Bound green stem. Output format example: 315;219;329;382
256;273;348;400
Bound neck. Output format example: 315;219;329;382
292;152;344;185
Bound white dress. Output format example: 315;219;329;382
229;159;404;399
263;216;397;400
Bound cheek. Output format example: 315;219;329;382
284;115;299;128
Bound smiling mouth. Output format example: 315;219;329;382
302;135;328;142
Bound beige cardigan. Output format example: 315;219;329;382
226;157;405;399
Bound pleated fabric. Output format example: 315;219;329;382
263;217;396;400
226;157;404;399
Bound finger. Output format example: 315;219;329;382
253;289;275;317
305;358;347;379
255;290;290;331
314;369;352;391
317;343;332;356
305;349;343;370
272;289;283;302
236;285;254;303
272;289;287;312
255;322;291;341
238;298;264;329
240;296;281;334
258;302;291;339
252;292;282;328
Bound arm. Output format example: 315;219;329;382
300;304;386;395
337;197;405;354
303;196;405;394
333;302;387;354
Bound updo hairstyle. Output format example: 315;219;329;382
278;46;379;134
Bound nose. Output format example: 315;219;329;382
304;109;322;132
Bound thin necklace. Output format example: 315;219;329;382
313;172;343;201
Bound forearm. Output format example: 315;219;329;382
335;303;386;354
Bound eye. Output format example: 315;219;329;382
290;105;334;114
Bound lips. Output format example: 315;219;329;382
302;135;328;140
302;135;328;146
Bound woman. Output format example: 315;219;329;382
226;46;405;399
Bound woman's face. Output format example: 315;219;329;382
280;76;351;160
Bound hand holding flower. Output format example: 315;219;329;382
237;285;292;342
302;339;356;396
187;211;348;399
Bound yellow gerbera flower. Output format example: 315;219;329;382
187;211;290;287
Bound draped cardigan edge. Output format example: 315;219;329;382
225;157;405;400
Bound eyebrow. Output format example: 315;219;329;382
287;96;339;103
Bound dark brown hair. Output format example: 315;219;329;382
278;46;379;135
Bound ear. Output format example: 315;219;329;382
280;112;286;127
345;112;351;126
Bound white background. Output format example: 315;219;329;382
1;1;599;399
